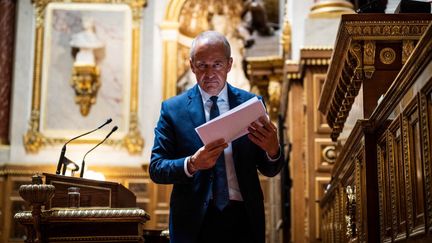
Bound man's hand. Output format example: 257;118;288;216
247;116;279;158
188;138;228;173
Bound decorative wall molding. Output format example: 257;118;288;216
24;0;146;154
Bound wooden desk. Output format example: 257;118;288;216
15;208;150;242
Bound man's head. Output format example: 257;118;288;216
190;31;233;96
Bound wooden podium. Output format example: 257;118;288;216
43;173;136;209
15;174;150;243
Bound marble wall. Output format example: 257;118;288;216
287;0;314;60
4;0;168;170
41;4;131;136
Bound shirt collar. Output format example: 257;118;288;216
198;83;228;104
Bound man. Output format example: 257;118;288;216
150;31;284;243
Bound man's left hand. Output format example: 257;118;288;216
247;116;279;158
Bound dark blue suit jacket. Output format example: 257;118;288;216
150;84;284;243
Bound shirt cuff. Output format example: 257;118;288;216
266;146;281;162
184;156;194;177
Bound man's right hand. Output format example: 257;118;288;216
188;138;227;173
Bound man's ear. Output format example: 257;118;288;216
226;57;233;72
189;59;196;74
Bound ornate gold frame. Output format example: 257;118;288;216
24;0;146;154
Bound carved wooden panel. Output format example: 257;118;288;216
315;177;330;239
313;74;331;133
334;187;341;243
355;152;364;242
125;178;152;224
154;184;171;229
388;117;407;240
421;83;432;233
377;133;392;242
402;95;426;237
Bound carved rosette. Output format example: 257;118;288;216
322;145;336;164
379;47;396;65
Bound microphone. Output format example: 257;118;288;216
80;126;118;178
56;118;112;175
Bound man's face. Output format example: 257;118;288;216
190;41;233;96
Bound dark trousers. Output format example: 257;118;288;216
197;200;255;243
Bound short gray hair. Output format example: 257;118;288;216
190;31;231;60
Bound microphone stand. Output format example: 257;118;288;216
56;118;112;175
80;126;118;178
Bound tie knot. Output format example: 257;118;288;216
210;96;218;104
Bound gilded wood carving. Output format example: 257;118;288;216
377;142;385;241
419;91;432;230
401;110;414;233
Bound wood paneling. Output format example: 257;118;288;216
403;96;426;237
319;15;432;243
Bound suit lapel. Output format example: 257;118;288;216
227;83;243;110
187;85;206;128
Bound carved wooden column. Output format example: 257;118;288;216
18;175;55;243
309;0;354;18
0;0;16;145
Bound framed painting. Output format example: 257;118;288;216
24;0;146;154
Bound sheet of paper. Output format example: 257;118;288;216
195;97;267;145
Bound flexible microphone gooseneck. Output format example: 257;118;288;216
56;118;112;175
80;126;118;178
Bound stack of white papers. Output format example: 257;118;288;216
195;97;267;145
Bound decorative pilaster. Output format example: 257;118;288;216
309;0;355;18
0;0;16;145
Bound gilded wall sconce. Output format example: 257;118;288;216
70;16;104;116
71;65;101;116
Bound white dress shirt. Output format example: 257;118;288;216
184;83;280;201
